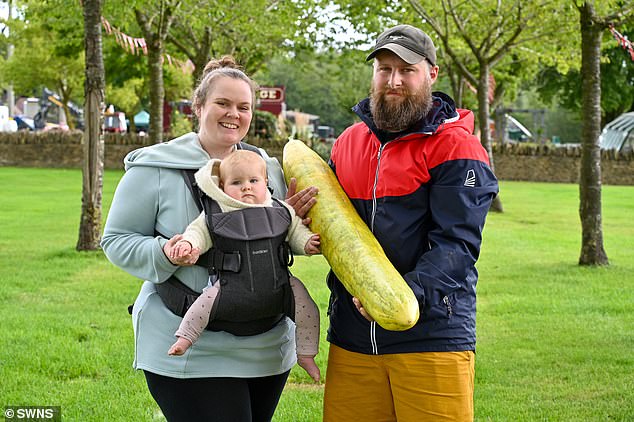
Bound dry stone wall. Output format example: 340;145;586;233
1;133;632;185
492;143;633;186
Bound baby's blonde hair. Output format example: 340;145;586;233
219;150;267;183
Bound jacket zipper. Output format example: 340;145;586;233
443;296;453;317
370;142;389;233
369;141;388;354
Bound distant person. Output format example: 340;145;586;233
322;24;499;421
102;55;318;422
165;150;321;383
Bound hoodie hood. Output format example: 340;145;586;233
194;159;273;209
352;91;460;144
124;132;211;171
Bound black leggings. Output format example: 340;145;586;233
144;370;290;422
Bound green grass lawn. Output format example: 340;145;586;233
0;167;633;421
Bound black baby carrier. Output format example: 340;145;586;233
156;146;295;336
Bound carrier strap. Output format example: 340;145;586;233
154;275;200;317
181;169;212;269
155;275;288;336
181;168;205;213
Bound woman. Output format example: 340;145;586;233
101;56;316;422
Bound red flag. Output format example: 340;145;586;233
101;17;112;34
609;25;634;61
488;73;496;105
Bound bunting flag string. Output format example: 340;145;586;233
609;25;634;62
100;16;194;73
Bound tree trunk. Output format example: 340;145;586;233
494;107;507;144
167;26;212;131
454;80;464;109
578;2;608;266
136;3;181;144
477;64;504;212
63;104;75;130
190;50;211;131
191;31;212;88
147;35;165;143
445;60;464;108
135;9;166;144
6;0;15;116
77;0;105;251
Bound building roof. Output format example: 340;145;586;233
600;112;634;152
507;115;533;138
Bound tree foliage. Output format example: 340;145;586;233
330;0;577;212
0;0;84;127
133;0;182;142
536;20;634;125
1;0;332;139
168;0;326;87
255;48;372;135
105;0;327;139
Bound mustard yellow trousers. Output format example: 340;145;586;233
323;344;475;422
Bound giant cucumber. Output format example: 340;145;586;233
283;139;419;331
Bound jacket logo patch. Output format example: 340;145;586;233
252;249;269;255
464;169;476;187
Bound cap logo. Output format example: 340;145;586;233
388;35;405;41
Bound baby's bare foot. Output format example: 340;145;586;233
297;355;320;382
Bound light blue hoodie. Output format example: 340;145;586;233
101;132;296;378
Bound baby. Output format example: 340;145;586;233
165;149;321;382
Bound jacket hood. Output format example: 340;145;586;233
194;159;273;208
352;91;462;143
124;132;211;171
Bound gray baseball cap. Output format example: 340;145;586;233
366;24;437;66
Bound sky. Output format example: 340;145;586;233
0;1;19;37
1;2;368;47
0;2;7;32
316;3;371;49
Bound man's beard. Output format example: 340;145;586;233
370;80;433;132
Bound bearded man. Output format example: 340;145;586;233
323;24;499;422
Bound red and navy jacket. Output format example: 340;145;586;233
327;92;499;354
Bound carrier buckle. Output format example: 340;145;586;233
211;249;242;272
